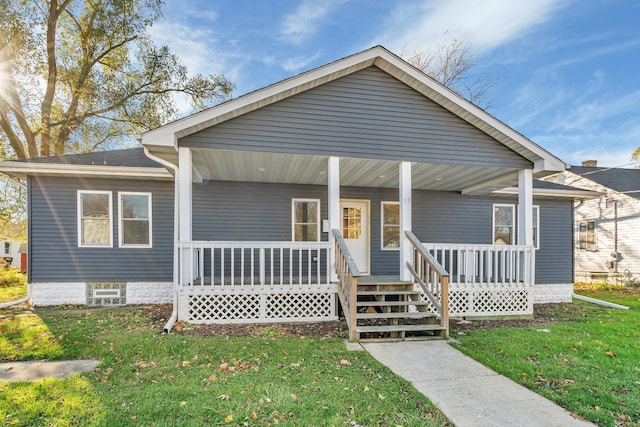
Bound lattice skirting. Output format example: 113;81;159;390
177;285;338;324
416;284;533;317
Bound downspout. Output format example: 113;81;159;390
0;174;31;308
613;200;618;274
143;146;180;333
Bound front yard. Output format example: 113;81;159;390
0;304;449;427
452;284;640;427
0;268;26;304
1;281;639;426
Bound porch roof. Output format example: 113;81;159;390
190;149;525;193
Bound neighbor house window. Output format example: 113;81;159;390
3;242;9;255
493;204;515;245
381;202;400;249
119;192;152;247
292;199;320;242
578;221;596;251
78;191;112;247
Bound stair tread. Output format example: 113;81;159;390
356;324;446;333
357;312;436;320
356;300;428;307
357;290;420;296
358;282;413;286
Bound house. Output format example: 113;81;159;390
0;238;25;269
0;46;596;340
551;161;640;284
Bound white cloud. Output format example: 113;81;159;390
373;0;568;55
534;121;640;168
147;21;246;115
279;0;345;45
282;53;321;73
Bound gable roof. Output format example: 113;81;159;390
140;46;567;176
567;166;640;200
0;148;171;180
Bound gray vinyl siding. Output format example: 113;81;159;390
28;176;174;282
191;181;572;282
536;200;574;284
181;67;530;169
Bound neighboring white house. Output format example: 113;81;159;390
0;238;25;269
552;161;640;284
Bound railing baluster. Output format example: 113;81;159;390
199;243;204;286
221;246;225;286
279;245;283;287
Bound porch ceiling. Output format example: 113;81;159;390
192;149;520;194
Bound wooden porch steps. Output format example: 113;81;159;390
353;280;447;342
356;312;436;320
356;300;429;308
356;324;445;333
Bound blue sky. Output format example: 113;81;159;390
151;0;640;168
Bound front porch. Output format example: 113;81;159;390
175;233;535;340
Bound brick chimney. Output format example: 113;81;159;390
582;160;597;167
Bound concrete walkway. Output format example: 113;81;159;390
363;341;595;427
0;360;100;382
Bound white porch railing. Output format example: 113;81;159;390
422;243;535;287
175;241;336;324
177;240;333;288
421;242;535;317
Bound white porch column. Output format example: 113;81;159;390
328;156;340;282
178;147;193;285
399;161;412;281
518;169;533;246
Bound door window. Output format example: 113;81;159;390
342;207;362;239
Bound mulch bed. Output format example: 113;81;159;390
143;302;569;338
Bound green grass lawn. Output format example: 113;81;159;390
1;306;451;426
0;269;27;304
451;285;640;427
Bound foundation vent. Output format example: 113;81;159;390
87;282;126;306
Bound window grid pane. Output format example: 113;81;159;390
121;194;150;246
494;205;513;245
81;193;110;246
382;203;400;248
343;207;361;239
293;200;319;242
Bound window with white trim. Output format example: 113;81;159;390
78;191;112;247
578;221;596;251
493;204;515;245
292;199;320;242
119;192;152;247
3;242;9;255
381;201;400;250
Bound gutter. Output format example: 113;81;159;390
143;146;180;332
0;282;32;309
573;293;629;310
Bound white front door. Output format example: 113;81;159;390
340;200;370;275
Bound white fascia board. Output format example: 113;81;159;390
494;187;601;199
0;161;173;180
